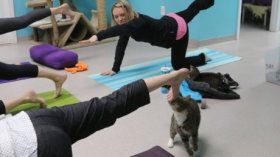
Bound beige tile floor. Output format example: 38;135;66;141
1;24;280;157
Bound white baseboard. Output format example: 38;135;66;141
189;35;237;49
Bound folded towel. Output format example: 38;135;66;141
65;62;88;74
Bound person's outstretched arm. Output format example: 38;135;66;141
80;16;145;44
101;35;130;75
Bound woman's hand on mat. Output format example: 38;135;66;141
79;35;98;44
100;70;116;76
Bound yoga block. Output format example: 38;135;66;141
30;44;78;69
265;47;280;86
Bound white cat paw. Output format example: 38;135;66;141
200;99;207;109
167;139;174;148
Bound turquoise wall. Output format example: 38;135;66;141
190;0;239;40
129;0;239;41
13;0;33;37
13;0;239;41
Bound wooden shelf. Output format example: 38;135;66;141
26;0;48;8
32;20;74;30
26;0;112;49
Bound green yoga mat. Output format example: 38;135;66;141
11;89;80;114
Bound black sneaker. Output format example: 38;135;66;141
161;85;171;94
162;85;171;89
224;73;239;89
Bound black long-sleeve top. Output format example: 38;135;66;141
96;14;178;73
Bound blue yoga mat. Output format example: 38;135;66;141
89;48;242;90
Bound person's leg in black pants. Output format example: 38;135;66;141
171;0;215;70
0;3;75;35
26;68;189;157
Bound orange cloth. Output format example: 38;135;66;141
65;62;88;74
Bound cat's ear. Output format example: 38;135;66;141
183;95;191;101
189;65;194;72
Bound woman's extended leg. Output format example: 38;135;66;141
176;0;214;23
0;3;74;35
0;90;46;114
51;68;188;140
26;68;188;156
0;8;50;35
145;68;189;101
170;0;214;70
171;32;206;70
0;62;67;98
0;62;38;79
50;3;75;19
37;66;67;98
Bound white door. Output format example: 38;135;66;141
237;0;280;39
270;0;280;31
236;0;242;40
0;0;17;44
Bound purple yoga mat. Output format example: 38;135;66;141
0;62;31;84
131;146;174;157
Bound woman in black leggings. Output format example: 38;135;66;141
81;0;214;76
0;3;75;98
0;68;188;157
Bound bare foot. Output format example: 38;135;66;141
53;73;67;98
167;88;175;103
60;3;75;19
23;91;47;108
166;68;188;102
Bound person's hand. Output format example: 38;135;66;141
100;70;116;76
79;35;98;44
167;87;174;103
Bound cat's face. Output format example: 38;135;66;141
169;96;191;112
188;65;200;80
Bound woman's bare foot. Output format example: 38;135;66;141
51;3;75;19
166;68;188;102
60;3;75;19
53;73;67;98
37;67;68;98
23;91;47;108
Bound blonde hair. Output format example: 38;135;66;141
111;0;139;25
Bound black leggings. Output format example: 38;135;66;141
26;79;150;157
171;0;214;70
0;62;38;80
0;8;51;35
0;8;52;80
